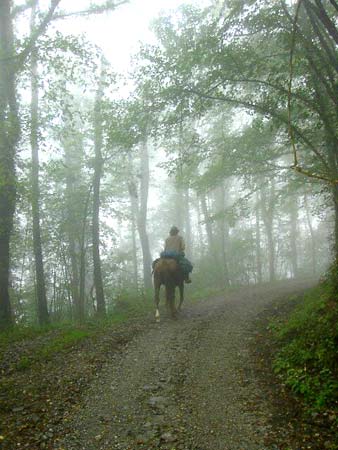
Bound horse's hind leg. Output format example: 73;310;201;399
177;283;184;312
166;286;177;319
154;280;161;322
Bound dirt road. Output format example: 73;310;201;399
58;280;313;450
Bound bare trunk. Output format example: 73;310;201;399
0;0;19;328
183;188;193;258
215;184;230;287
137;141;152;290
255;199;263;284
334;184;338;262
289;197;299;278
260;183;276;282
174;184;184;231
92;68;106;316
200;193;213;255
63;136;82;321
128;182;139;290
79;186;92;322
304;193;316;275
196;199;205;259
30;1;49;325
265;223;276;282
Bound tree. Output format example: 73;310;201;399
30;0;49;325
140;0;338;258
92;62;106;316
0;0;61;329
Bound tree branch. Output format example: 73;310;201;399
16;0;62;67
53;0;128;19
186;87;335;178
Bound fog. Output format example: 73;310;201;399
1;0;337;327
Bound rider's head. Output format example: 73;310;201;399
170;226;179;236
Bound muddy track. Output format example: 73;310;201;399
58;280;313;450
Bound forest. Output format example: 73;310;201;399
0;0;337;448
0;0;337;327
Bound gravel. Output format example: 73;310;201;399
57;279;313;450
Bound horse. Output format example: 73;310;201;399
153;258;184;322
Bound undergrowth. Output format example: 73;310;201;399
271;267;338;413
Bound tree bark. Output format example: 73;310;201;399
92;67;106;316
255;196;263;284
289;196;299;278
260;182;276;282
65;154;81;321
79;186;92;322
30;0;49;326
333;184;338;262
137;140;152;290
200;193;214;255
128;180;139;291
215;184;230;286
0;0;20;329
304;192;316;275
183;187;193;258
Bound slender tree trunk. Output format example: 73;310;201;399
0;0;20;329
30;1;49;325
128;180;139;291
183;187;193;257
333;184;338;262
137;140;152;290
289;197;299;278
200;193;214;255
63;138;81;321
131;211;138;290
304;193;316;275
196;199;205;259
174;183;184;231
255;198;263;284
265;223;276;282
215;184;230;286
79;186;92;322
92;67;106;316
260;183;276;282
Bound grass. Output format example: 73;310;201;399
0;316;130;372
271;271;338;412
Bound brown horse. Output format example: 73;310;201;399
153;258;184;322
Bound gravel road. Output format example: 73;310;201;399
58;280;313;450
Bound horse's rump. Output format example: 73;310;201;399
153;258;182;285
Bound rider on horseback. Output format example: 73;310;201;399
161;226;193;283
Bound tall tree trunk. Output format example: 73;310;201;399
304;192;316;275
200;193;214;255
137;140;152;290
30;0;49;325
63;133;82;321
196;198;205;259
215;184;230;286
289;196;299;278
92;67;106;316
174;183;184;231
0;0;20;329
255;199;263;284
128;180;139;291
333;184;338;263
260;182;276;282
183;187;193;258
79;186;92;322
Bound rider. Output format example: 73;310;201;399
161;226;193;283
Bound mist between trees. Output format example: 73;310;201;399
0;0;337;329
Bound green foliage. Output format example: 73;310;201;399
272;275;338;411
